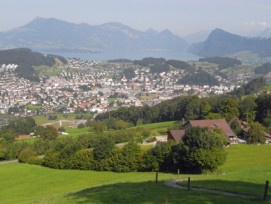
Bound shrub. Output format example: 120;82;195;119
18;148;37;163
70;149;94;170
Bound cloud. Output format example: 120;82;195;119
245;21;268;27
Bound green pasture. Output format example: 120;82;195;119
131;120;179;136
64;121;178;138
35;65;63;77
33;113;91;126
1;144;271;203
178;144;271;198
65;127;91;137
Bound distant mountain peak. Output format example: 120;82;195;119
189;28;271;57
145;28;158;34
0;17;188;55
160;29;173;35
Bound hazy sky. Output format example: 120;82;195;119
0;0;270;36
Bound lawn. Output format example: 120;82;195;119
0;163;259;204
178;144;271;198
1;144;271;203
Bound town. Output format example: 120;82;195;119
0;58;254;117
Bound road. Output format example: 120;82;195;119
0;159;18;165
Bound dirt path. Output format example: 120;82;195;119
164;180;256;199
0;159;18;165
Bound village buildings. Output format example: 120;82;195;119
0;59;250;117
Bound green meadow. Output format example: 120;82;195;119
1;144;271;203
33;113;91;126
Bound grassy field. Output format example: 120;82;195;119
65;121;178;137
35;65;63;77
131;121;179;136
1;144;271;203
179;145;271;198
34;113;91;126
65;127;91;137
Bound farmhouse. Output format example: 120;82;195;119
167;130;185;142
167;119;237;143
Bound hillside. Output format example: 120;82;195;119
0;48;66;81
1;145;270;203
0;17;188;54
189;28;271;57
178;69;219;86
199;57;242;69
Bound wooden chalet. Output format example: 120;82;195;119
167;119;237;143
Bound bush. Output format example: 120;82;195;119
18;148;37;163
48;115;57;120
28;157;43;165
77;123;85;128
70;149;94;170
58;127;66;132
146;137;156;143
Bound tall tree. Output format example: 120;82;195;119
246;122;266;144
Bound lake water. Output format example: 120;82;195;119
41;49;200;61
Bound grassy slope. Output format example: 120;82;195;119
130;121;179;136
65;121;178;137
181;145;271;197
0;163;257;204
1;145;271;203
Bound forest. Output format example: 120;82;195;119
0;48;66;81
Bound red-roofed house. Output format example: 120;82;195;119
15;135;31;141
167;119;237;143
183;119;237;142
167;130;185;142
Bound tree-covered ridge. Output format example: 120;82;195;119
96;91;271;130
0;48;66;81
167;59;195;71
232;77;266;97
133;57;166;67
178;69;219;86
199;57;242;69
255;63;271;75
133;57;198;75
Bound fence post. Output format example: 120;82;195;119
155;172;158;183
263;180;269;200
187;177;191;190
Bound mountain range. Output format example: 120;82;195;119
0;17;188;54
0;17;271;61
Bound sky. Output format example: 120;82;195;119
0;0;270;36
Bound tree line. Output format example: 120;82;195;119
16;126;227;174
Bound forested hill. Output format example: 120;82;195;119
0;48;66;81
133;57;194;72
178;69;219;86
231;77;267;97
199;57;242;69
